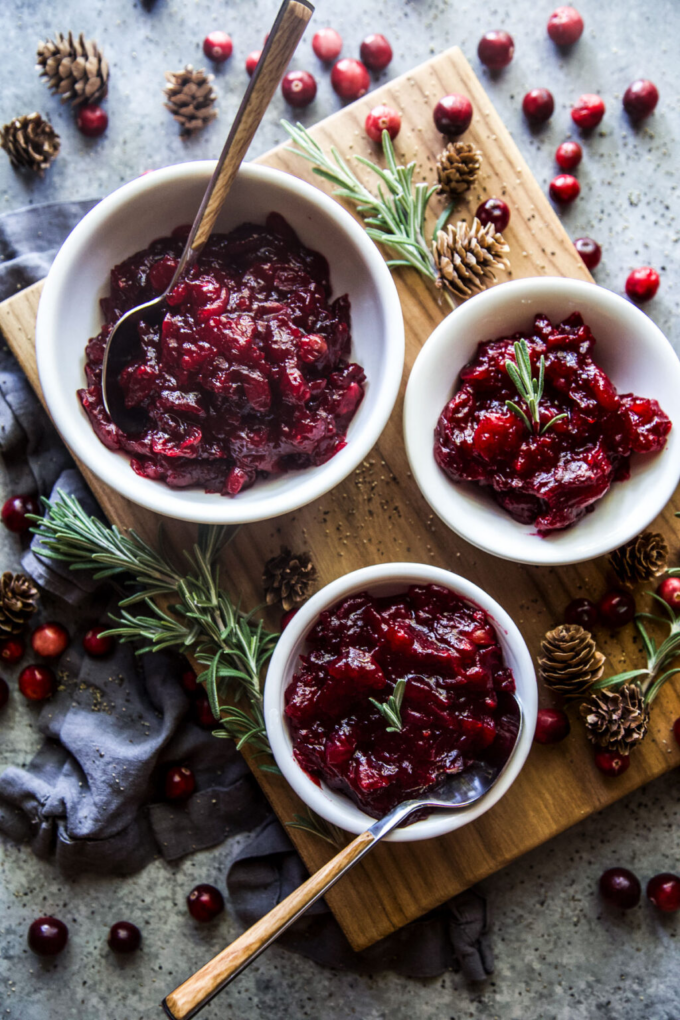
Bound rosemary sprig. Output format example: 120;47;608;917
286;806;344;848
369;677;407;732
505;339;567;435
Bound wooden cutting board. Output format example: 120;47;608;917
2;46;679;954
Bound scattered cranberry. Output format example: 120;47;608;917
31;622;69;660
245;50;261;77
180;667;198;694
626;267;660;303
433;94;473;137
108;921;141;953
365;104;401;143
28;916;68;956
564;598;599;629
594;748;630;777
534;708;571;745
646;873;680;913
360;33;393;73
312;27;342;63
599;867;641;909
18;664;55;701
522;88;554;124
281;70;317;108
673;717;680;746
623;80;659;121
82;626;114;657
476;198;510;233
657;576;680;610
76;104;108;138
330;58;370;100
1;494;40;533
549;174;580;204
0;637;25;665
574;237;602;270
571;94;605;131
0;677;8;709
547;6;584;46
202;31;233;63
599;591;636;628
280;608;299;631
477;30;514;70
193;690;215;729
555;140;582;171
165;764;196;801
187;884;224;923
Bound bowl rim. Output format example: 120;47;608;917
264;561;537;843
35;160;405;524
403;276;680;566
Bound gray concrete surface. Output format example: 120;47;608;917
1;1;679;1018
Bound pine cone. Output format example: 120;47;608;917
580;683;649;755
36;32;109;106
0;572;40;635
432;218;510;300
164;65;217;135
0;113;60;173
263;547;317;611
436;142;483;197
538;624;605;698
609;531;669;587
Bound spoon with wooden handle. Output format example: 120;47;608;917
101;0;314;434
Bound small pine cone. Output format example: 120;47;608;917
0;571;40;635
580;683;649;755
538;624;605;699
263;547;317;611
36;32;109;106
0;113;60;173
433;217;510;300
164;65;217;135
609;531;669;588
436;141;483;197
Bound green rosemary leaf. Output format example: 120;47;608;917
590;668;649;691
505;400;533;434
541;413;567;434
286;808;344;848
369;677;407;733
434;202;455;237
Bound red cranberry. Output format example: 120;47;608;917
555;140;582;170
360;33;393;73
626;267;660;303
476;198;510;233
365;104;401;143
599;867;641;909
280;607;299;631
76;104;108;138
193;690;215;729
522;88;554;124
549;174;580;204
433;94;473;137
657;576;680;610
281;69;317;108
598;591;636;628
330;58;370;100
202;31;233;63
245;50;261;77
82;626;114;657
28;916;68;956
477;30;514;70
594;748;630;777
0;637;25;665
18;664;55;701
108;920;141;953
673;717;680;746
187;884;224;923
534;707;571;745
646;873;680;913
547;6;584;46
165;764;196;801
564;598;598;629
574;237;602;270
571;94;605;130
0;677;8;709
1;494;40;533
312;28;342;63
623;80;659;121
180;666;198;694
31;622;69;659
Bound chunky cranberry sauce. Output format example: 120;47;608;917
285;584;518;818
434;313;671;533
79;214;365;495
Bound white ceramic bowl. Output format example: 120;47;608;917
264;562;537;843
404;277;680;566
36;162;404;524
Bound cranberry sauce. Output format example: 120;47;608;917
434;313;671;533
285;584;518;818
79;214;365;496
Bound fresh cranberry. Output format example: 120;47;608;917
180;666;198;694
280;607;299;631
547;6;584;45
571;94;605;131
312;27;342;62
31;623;69;659
598;591;636;628
108;921;141;953
433;94;473;136
564;598;599;629
193;690;215;729
0;637;25;665
657;576;680;610
331;58;370;100
76;104;108;138
165;764;196;801
82;626;114;657
623;80;659;121
574;237;602;270
281;70;317;108
187;884;224;922
477;30;514;70
594;748;630;777
1;494;40;533
360;33;393;73
626;267;660;303
245;50;261;76
19;664;55;701
522;88;554;124
28;916;68;956
365;104;401;143
202;31;233;63
534;708;570;745
550;174;580;204
476;198;510;233
555;140;582;171
0;677;8;709
646;873;680;913
599;867;641;909
673;717;680;745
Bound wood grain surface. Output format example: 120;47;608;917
1;46;679;954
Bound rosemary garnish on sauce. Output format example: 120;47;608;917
369;677;407;733
504;339;567;435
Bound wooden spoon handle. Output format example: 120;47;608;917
163;829;375;1019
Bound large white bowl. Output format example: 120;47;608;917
36;162;404;524
264;562;537;843
404;277;680;566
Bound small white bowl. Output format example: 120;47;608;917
36;162;404;524
404;277;680;566
264;562;537;843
